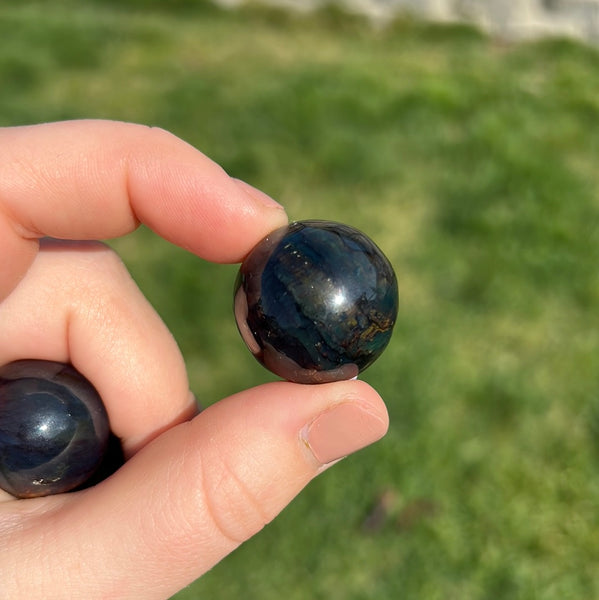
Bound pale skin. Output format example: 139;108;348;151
0;120;389;599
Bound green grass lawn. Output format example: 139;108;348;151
1;1;599;598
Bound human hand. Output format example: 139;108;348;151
0;120;389;599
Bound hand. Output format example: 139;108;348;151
0;120;389;599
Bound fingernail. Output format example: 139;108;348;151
232;178;285;211
301;403;388;465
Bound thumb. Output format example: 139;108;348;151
6;380;388;599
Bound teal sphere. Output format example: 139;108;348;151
234;220;398;384
0;360;110;498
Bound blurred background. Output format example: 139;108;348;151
1;1;599;598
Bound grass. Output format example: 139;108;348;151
1;1;599;598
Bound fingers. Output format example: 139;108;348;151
1;380;388;599
0;240;194;461
0;120;287;299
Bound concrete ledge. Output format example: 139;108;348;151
216;0;599;44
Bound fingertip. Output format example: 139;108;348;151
231;179;285;212
301;395;389;466
198;378;389;469
228;179;289;261
125;142;289;263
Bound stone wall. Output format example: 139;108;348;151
216;0;599;44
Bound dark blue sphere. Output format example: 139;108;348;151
0;360;110;498
234;220;398;384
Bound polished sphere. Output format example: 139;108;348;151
0;360;110;498
234;220;398;384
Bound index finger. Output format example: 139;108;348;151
0;120;287;299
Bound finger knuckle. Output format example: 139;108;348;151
198;449;272;546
